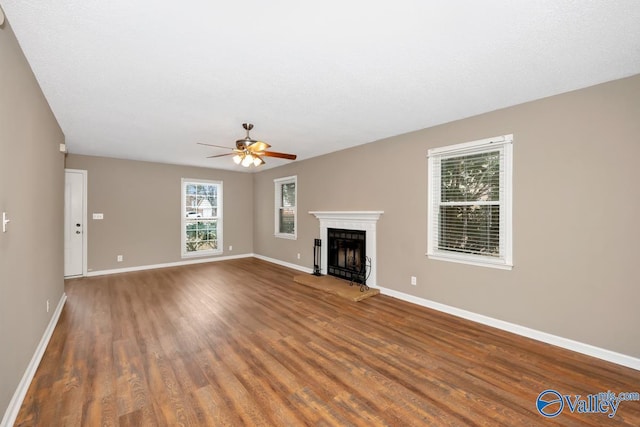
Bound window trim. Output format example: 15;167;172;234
181;178;223;258
274;175;297;240
427;134;513;270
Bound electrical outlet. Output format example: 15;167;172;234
229;245;233;251
297;253;301;260
117;255;123;262
411;276;417;286
46;300;50;313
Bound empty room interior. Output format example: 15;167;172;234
1;1;640;425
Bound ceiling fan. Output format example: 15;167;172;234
198;123;297;168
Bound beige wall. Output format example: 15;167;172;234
64;155;254;272
0;19;65;419
254;74;640;358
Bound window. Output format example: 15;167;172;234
181;179;222;257
427;134;513;269
274;175;297;239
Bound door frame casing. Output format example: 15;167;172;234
64;169;88;277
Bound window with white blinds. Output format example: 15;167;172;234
427;134;513;269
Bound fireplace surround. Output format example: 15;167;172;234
309;211;383;287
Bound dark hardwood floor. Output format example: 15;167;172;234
15;258;640;426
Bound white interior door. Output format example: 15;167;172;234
64;170;86;277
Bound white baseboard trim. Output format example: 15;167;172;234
377;286;640;372
1;293;67;427
86;253;254;277
253;254;313;274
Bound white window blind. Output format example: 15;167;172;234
427;135;513;269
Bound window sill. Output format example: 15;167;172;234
427;253;512;270
182;249;223;258
274;233;297;240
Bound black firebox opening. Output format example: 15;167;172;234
327;228;366;281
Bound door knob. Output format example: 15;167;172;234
76;223;81;227
76;230;81;234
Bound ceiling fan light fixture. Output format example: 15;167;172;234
241;154;254;167
253;156;263;167
232;154;242;164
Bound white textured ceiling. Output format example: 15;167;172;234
2;1;640;171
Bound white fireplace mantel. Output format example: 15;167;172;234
309;211;383;287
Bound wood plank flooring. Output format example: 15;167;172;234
14;258;640;426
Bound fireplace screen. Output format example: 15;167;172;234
327;228;366;281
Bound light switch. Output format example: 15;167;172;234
93;213;104;220
2;212;10;232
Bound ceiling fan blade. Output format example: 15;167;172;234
247;140;271;152
207;153;234;158
198;142;234;149
261;151;297;160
